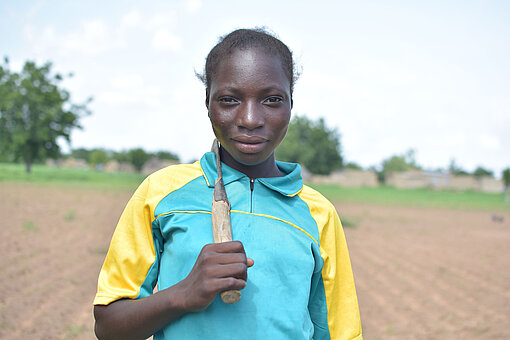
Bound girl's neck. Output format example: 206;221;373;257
219;147;283;180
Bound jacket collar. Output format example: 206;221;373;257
200;152;303;197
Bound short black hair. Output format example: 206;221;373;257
197;27;299;95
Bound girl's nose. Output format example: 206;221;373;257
237;101;264;130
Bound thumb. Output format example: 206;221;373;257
247;258;254;267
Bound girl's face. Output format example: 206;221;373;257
206;48;292;166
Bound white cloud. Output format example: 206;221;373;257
479;134;501;150
185;0;202;14
109;74;145;89
116;11;182;53
147;12;178;31
24;19;115;57
23;8;184;58
98;79;162;108
121;9;141;28
98;91;136;105
65;19;111;55
152;29;182;52
26;1;44;21
8;58;24;72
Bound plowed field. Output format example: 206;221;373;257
1;183;509;339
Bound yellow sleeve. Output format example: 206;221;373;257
93;178;160;305
93;162;204;305
301;186;362;339
319;206;362;339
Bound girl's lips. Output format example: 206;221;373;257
232;139;268;154
232;135;268;143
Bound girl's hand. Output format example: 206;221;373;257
172;241;254;312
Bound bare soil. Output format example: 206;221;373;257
1;183;509;339
340;203;510;339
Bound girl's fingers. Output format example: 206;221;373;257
205;241;245;254
212;277;247;292
212;262;248;281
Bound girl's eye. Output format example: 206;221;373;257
264;96;283;104
218;97;238;104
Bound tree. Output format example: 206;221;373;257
448;159;469;176
503;168;510;189
89;149;109;168
0;58;91;173
503;168;510;204
156;150;179;161
71;147;91;161
276;115;342;174
128;148;151;172
345;162;363;170
473;166;494;178
112;150;130;163
380;149;420;183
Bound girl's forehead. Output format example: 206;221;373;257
222;48;281;70
211;48;290;90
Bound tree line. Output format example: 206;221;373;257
368;149;505;184
70;147;179;172
276;118;508;185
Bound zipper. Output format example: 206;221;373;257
250;178;254;213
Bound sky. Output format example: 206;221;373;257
1;0;509;176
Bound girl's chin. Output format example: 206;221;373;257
233;154;269;166
227;150;273;167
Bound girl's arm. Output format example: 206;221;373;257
94;241;254;340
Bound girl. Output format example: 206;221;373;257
94;28;362;340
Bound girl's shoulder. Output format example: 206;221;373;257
134;161;205;203
297;184;336;215
147;161;203;185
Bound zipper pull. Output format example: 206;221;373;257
250;178;254;191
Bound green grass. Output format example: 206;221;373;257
1;163;507;211
309;184;509;212
65;324;86;339
0;162;145;190
338;216;359;228
23;220;39;232
64;209;76;221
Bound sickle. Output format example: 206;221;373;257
211;139;241;304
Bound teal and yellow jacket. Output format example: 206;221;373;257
94;152;362;340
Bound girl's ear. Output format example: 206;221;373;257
291;98;293;109
205;88;210;110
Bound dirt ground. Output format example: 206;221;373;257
1;183;509;339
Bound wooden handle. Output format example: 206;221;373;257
211;200;232;243
211;142;241;304
212;186;241;304
220;290;241;304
